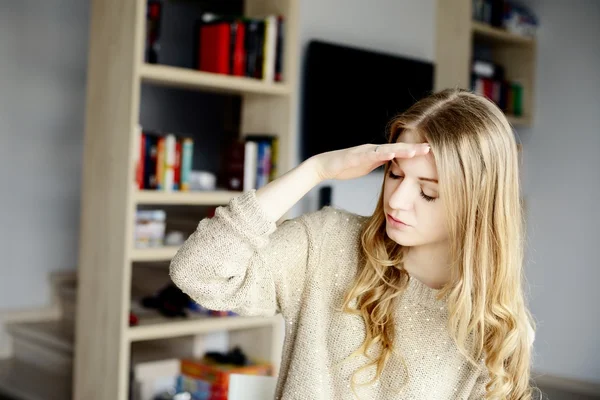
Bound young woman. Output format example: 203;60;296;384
170;88;536;399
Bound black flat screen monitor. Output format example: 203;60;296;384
300;40;434;162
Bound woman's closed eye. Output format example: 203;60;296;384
387;171;438;202
388;171;402;180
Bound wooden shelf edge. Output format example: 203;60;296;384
130;246;180;262
127;315;279;342
507;114;532;127
472;21;535;46
135;190;242;206
139;64;291;96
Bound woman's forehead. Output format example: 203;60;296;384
392;155;438;179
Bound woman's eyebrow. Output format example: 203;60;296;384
391;158;438;183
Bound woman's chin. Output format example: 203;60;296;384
386;225;414;246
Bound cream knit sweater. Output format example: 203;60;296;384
170;189;489;399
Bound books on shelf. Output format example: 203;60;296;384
195;13;285;82
220;135;279;192
135;126;194;192
135;126;280;194
470;59;523;117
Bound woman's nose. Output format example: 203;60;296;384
388;182;416;211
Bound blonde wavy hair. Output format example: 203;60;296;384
342;88;536;399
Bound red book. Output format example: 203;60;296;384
482;78;494;101
232;21;246;76
174;139;182;190
199;22;231;74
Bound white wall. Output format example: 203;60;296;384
519;0;600;384
0;1;90;309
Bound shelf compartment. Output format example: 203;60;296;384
140;64;291;96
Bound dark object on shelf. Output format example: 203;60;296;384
205;346;249;366
145;0;163;64
503;1;538;37
142;283;191;318
473;0;538;36
129;312;139;326
472;0;503;26
319;186;332;209
219;138;246;191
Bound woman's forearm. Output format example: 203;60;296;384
255;156;323;222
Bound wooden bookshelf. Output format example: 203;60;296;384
75;0;299;398
435;0;537;127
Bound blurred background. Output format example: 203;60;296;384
0;0;598;399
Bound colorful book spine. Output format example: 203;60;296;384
262;144;272;187
156;136;165;190
268;136;278;182
174;139;182;191
163;134;176;192
255;141;272;189
245;135;277;184
471;75;524;116
180;138;194;191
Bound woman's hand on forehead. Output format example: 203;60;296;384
380;142;430;157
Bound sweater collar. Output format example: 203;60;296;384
403;274;449;309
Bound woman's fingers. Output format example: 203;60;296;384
371;143;430;158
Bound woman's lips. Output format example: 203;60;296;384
386;214;411;229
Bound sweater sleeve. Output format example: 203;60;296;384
169;189;322;319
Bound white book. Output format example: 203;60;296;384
263;15;278;82
244;141;258;192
